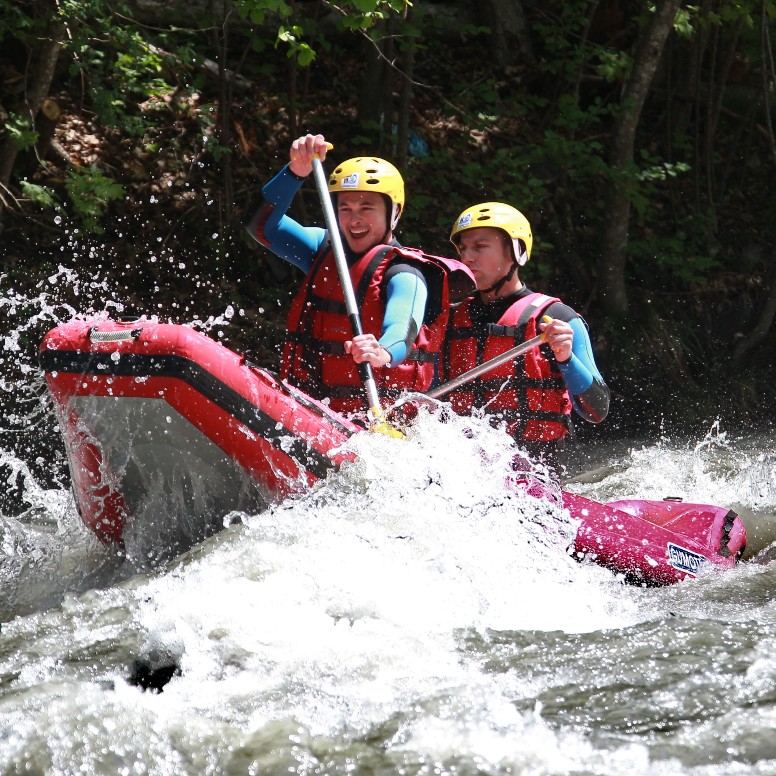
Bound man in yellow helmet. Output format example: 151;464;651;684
246;133;473;416
442;202;609;469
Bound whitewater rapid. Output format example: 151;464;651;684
3;260;776;774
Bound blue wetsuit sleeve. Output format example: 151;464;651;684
245;164;326;273
379;272;428;366
557;318;599;394
556;318;609;423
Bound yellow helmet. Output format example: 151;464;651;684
450;202;533;265
329;157;405;228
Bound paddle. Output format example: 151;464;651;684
385;318;551;419
310;152;403;438
427;318;550;400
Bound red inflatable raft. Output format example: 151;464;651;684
39;318;746;581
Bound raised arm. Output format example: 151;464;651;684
244;164;327;273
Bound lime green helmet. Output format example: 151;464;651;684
329;157;405;229
450;202;533;265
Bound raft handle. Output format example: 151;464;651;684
89;327;143;343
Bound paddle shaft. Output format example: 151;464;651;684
427;331;546;399
311;156;382;413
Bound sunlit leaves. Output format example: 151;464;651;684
235;0;409;61
673;0;774;36
64;166;124;234
673;5;698;38
3;114;38;152
276;25;315;66
19;180;58;209
595;50;633;83
236;0;293;25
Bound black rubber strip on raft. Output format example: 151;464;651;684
718;509;739;558
39;350;347;480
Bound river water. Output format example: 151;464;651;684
3;257;776;775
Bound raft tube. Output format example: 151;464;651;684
39;318;746;579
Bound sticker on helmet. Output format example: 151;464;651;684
341;173;360;188
457;213;473;229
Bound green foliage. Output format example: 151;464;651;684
0;0;773;372
236;0;408;65
236;0;292;25
64;166;124;233
17;165;123;235
628;213;721;287
673;6;698;38
674;0;776;34
337;0;408;30
276;25;316;66
630;150;692;219
3;114;38;151
0;1;31;42
595;50;632;83
19;180;58;209
531;13;585;80
64;6;175;134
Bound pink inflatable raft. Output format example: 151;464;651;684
39;318;746;581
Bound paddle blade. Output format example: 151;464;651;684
368;406;405;438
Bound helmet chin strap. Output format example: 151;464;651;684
390;203;401;230
481;261;518;297
380;201;400;244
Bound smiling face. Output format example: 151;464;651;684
336;191;390;254
456;227;516;294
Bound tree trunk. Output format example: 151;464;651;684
0;15;65;224
208;0;235;226
596;0;683;317
356;21;388;129
35;98;62;161
733;255;776;366
477;0;534;70
378;22;396;156
395;7;417;172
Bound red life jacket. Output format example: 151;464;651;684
442;292;572;442
281;242;473;415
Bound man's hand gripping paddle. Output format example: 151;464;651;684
427;317;551;400
389;316;552;416
310;148;403;438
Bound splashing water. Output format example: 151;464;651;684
2;408;774;774
1;242;260;618
3;257;776;773
566;418;776;560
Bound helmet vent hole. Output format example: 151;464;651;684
366;178;380;185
